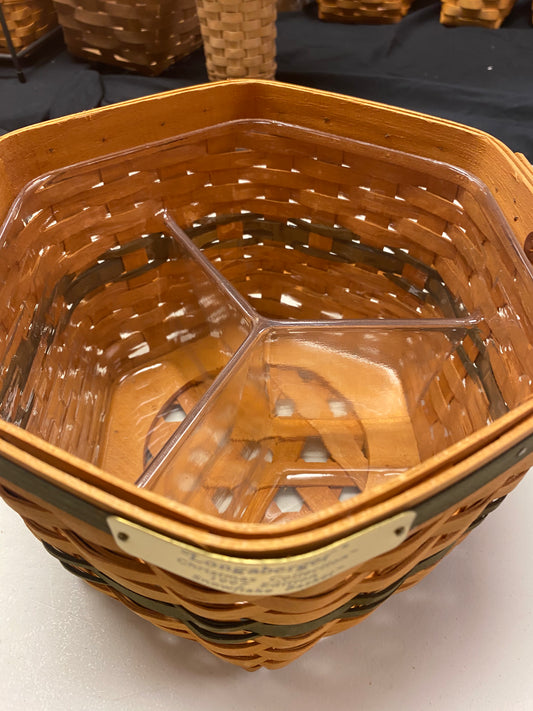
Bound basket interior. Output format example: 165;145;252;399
1;118;532;525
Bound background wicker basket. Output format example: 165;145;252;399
1;81;533;670
440;0;515;27
196;0;277;80
0;0;57;52
317;0;414;24
51;0;202;75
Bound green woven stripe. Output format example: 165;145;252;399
0;455;110;533
41;498;503;645
413;436;533;527
44;541;451;643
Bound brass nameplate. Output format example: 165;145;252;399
108;511;416;595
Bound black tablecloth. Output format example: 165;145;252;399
1;1;533;159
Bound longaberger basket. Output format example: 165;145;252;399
1;81;533;670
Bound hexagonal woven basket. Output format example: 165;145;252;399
1;81;533;670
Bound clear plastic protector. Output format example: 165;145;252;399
139;321;483;523
0;118;532;525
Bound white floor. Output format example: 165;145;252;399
1;471;533;711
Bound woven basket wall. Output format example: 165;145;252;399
0;0;57;51
440;0;515;27
196;0;277;80
51;0;202;75
317;0;414;24
1;82;533;670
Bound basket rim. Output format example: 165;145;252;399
1;399;533;556
2;79;533;192
2;79;533;236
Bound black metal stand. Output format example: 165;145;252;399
0;14;62;83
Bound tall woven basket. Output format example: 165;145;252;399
1;81;533;670
51;0;202;75
0;0;57;51
196;0;277;80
